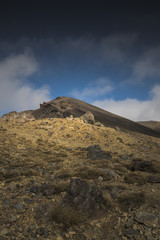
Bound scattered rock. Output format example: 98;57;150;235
0;228;9;237
9;183;20;192
135;212;158;227
63;178;105;217
115;126;120;131
131;159;153;172
36;227;48;237
117;137;123;142
110;187;123;199
80;111;95;124
146;175;160;183
125;229;140;237
107;169;120;179
14;203;24;210
87;145;112;160
98;176;103;182
30;185;39;194
40;183;56;196
9;215;17;223
94;122;104;127
121;155;131;161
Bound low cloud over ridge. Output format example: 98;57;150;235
93;85;160;121
0;50;50;115
72;78;114;101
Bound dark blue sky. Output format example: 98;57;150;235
0;1;160;121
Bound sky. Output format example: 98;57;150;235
0;1;160;121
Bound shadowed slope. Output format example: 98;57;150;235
32;97;160;138
138;121;160;133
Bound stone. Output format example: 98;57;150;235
110;187;123;199
115;126;120;131
87;145;112;160
0;228;9;237
94;122;104;127
125;229;140;237
9;183;18;192
107;169;120;179
63;178;104;217
121;155;131;161
131;159;153;172
98;176;103;182
80;111;95;124
146;175;160;183
40;183;56;196
135;212;158;227
36;227;48;237
14;203;23;210
23;198;32;204
30;185;39;194
9;215;17;223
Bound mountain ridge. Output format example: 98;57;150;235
2;96;160;138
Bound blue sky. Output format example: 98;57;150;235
0;2;160;121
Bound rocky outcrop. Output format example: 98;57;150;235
80;111;95;124
86;145;112;160
63;178;105;217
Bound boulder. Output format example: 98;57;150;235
131;159;153;172
87;145;112;160
80;111;95;124
63;178;104;217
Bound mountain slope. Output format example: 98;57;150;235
0;116;160;239
33;97;160;138
138;121;160;133
2;96;160;138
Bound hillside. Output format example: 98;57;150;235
2;97;160;138
0;115;160;239
138;121;160;133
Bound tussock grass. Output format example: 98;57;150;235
49;202;85;227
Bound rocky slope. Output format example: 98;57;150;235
0;114;160;240
2;97;160;138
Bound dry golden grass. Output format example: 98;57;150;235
0;117;160;239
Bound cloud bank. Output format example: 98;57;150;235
72;78;114;101
92;85;160;121
0;50;50;115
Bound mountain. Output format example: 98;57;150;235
1;109;160;239
138;120;160;133
2;96;160;138
1;98;160;239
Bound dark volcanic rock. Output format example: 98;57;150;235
30;185;39;194
63;178;104;217
146;175;160;183
135;212;158;227
40;183;56;196
131;159;153;172
87;145;112;160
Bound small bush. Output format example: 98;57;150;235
49;202;85;227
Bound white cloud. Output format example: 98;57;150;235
92;85;160;121
0;50;51;114
72;78;114;100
